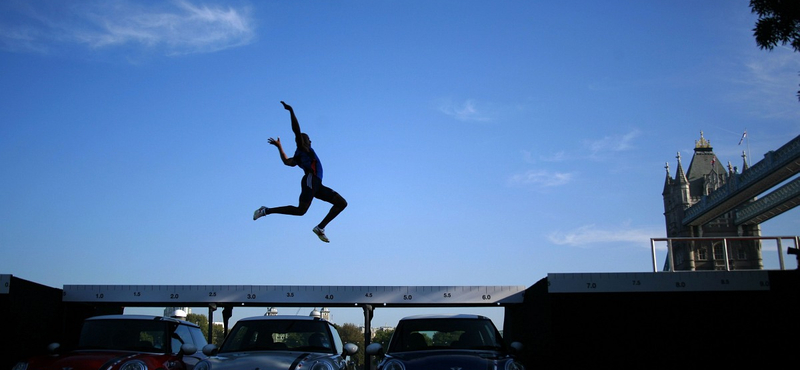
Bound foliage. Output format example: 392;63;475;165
284;332;306;348
185;313;225;346
371;328;394;348
432;331;461;347
209;324;226;346
751;0;800;52
336;323;364;367
186;313;208;330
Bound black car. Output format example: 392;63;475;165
366;314;524;370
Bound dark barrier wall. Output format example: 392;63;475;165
502;278;549;367
0;276;64;370
506;270;800;368
5;271;798;370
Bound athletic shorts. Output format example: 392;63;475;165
299;174;339;205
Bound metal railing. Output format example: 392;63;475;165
649;236;799;272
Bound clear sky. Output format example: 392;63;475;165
2;0;799;329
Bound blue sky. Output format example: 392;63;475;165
2;0;799;328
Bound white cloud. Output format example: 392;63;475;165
727;47;800;120
586;129;641;155
518;129;640;171
513;129;639;187
0;0;255;56
548;224;665;248
523;149;568;163
508;170;574;187
541;150;568;162
438;99;492;122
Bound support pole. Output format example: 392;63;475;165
362;305;374;370
207;304;217;344
722;239;731;271
222;306;233;338
651;239;658;272
668;239;675;271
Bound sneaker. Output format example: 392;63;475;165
253;206;267;221
313;226;330;243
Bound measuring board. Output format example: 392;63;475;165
0;274;10;294
61;285;527;307
547;271;771;293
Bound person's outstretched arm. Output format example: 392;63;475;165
268;137;295;167
281;101;302;142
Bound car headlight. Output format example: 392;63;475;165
383;360;406;370
504;360;525;370
119;360;148;370
194;361;211;370
310;362;334;370
12;362;28;370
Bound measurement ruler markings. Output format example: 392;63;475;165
61;285;528;304
56;283;521;304
548;272;771;293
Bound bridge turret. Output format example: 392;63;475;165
662;132;769;271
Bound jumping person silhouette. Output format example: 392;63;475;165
253;101;347;243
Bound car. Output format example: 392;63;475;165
12;314;208;370
195;315;358;370
365;314;525;370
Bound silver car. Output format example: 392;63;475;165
196;315;357;370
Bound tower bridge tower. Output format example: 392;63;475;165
662;132;763;271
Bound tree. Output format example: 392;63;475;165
432;331;460;347
212;325;225;346
336;323;364;368
750;0;800;99
371;328;394;348
185;313;225;347
186;313;208;331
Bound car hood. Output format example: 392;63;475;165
386;350;512;369
207;351;338;370
27;350;174;370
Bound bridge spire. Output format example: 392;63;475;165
741;151;749;171
675;152;688;185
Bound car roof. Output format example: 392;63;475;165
399;314;490;321
86;314;200;327
238;315;331;322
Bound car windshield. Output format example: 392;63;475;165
220;319;335;354
78;319;170;353
387;318;504;353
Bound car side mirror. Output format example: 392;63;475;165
180;344;197;356
509;342;523;353
47;343;61;353
365;343;384;356
202;344;219;356
343;343;358;356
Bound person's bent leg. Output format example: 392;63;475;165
311;192;345;243
318;192;347;229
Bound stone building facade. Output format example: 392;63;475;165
662;132;763;270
